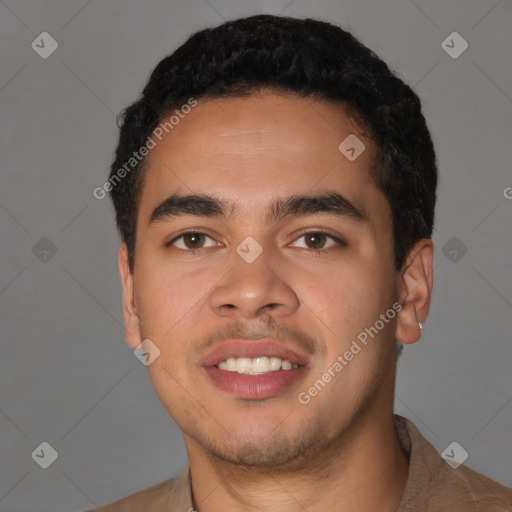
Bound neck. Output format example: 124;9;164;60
185;410;410;512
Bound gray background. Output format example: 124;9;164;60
1;1;511;510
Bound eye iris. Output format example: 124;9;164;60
306;233;326;249
184;233;204;248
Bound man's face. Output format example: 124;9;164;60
123;93;404;469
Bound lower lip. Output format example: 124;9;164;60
204;366;306;400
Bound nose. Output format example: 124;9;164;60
209;248;299;320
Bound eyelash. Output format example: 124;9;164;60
166;230;346;254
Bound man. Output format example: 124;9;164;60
91;14;512;511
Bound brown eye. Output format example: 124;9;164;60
169;232;218;250
182;233;206;249
291;231;341;250
304;233;327;249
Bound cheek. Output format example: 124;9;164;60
146;359;194;428
294;257;394;369
298;261;383;322
134;256;207;338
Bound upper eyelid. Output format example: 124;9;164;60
291;231;343;244
166;229;218;246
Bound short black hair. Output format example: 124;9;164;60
108;14;437;274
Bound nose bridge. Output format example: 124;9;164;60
209;242;299;317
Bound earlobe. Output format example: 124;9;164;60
395;239;434;345
118;243;142;349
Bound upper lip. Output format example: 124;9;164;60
201;339;309;367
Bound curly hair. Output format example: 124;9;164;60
107;14;437;274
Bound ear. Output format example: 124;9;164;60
395;239;434;345
118;243;142;349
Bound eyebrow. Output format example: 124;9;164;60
148;191;368;226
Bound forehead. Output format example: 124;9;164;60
137;94;388;229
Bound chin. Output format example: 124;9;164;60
190;421;325;471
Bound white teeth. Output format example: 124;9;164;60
270;357;282;371
216;356;299;374
253;356;270;373
236;357;253;373
281;360;292;370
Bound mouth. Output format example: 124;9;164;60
202;339;308;400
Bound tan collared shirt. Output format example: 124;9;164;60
88;414;512;511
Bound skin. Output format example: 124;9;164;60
118;92;434;512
